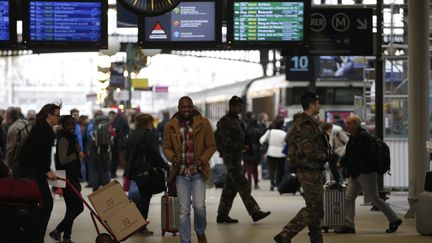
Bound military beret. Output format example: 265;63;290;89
229;96;244;106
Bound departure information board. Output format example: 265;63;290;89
233;1;304;42
0;0;10;41
29;1;102;42
143;1;215;42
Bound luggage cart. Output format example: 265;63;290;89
58;178;148;243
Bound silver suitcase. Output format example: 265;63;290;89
322;184;346;232
161;193;180;236
416;191;432;235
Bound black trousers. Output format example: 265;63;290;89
138;191;153;219
267;156;286;188
35;176;54;243
55;178;84;239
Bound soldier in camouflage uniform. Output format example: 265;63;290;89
274;92;328;243
215;96;271;224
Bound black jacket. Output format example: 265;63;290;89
18;121;56;179
55;130;81;180
242;123;261;162
341;127;378;178
124;128;168;180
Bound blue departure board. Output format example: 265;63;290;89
29;1;102;42
0;0;10;41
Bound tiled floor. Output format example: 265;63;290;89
45;180;431;243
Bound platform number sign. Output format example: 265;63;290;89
285;56;315;81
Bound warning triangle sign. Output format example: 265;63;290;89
151;22;166;35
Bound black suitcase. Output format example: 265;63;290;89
212;164;226;188
425;171;432;192
278;174;300;195
0;203;40;243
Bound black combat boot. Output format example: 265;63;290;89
273;233;291;243
216;215;239;224
252;210;271;222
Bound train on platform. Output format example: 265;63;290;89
157;72;410;190
159;74;364;127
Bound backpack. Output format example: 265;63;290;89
214;121;224;156
286;123;299;168
371;136;391;175
12;121;32;164
93;115;112;150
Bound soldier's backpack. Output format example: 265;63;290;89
93;115;112;151
286;120;300;168
371;136;391;175
214;121;224;156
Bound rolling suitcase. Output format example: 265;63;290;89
161;193;179;236
322;183;346;232
0;203;40;243
416;191;432;235
278;174;300;195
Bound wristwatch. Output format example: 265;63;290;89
119;0;181;16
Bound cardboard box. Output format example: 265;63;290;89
104;202;147;241
88;180;130;219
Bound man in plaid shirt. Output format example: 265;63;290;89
163;96;217;243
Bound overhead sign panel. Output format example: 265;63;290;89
309;8;373;55
138;0;222;49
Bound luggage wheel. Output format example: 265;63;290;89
95;233;113;243
322;226;329;233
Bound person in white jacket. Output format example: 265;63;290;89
260;117;287;191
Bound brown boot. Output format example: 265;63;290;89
197;233;207;243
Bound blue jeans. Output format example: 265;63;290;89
176;173;206;243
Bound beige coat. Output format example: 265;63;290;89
163;113;216;181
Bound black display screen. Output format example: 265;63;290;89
227;0;309;48
22;0;107;50
138;0;221;49
0;0;17;48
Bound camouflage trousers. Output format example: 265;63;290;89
217;154;260;216
279;168;324;243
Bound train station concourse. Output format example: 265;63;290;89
45;179;430;243
1;0;432;242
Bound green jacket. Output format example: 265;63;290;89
287;113;328;170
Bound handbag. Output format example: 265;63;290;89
136;160;166;195
261;130;271;154
0;178;43;208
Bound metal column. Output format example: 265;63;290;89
406;0;430;218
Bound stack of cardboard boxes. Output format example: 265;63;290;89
88;180;147;241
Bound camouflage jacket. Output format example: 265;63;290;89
216;112;247;157
287;113;328;170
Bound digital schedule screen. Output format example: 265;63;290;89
0;0;10;41
227;0;309;48
22;0;108;50
0;0;17;48
138;0;221;49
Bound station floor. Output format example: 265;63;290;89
45;179;431;243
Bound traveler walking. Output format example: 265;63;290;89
87;110;112;191
124;113;169;235
215;96;271;224
274;92;328;243
335;114;402;234
5;107;30;176
17;102;61;243
243;113;261;189
49;115;84;243
260;117;286;191
163;96;217;243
